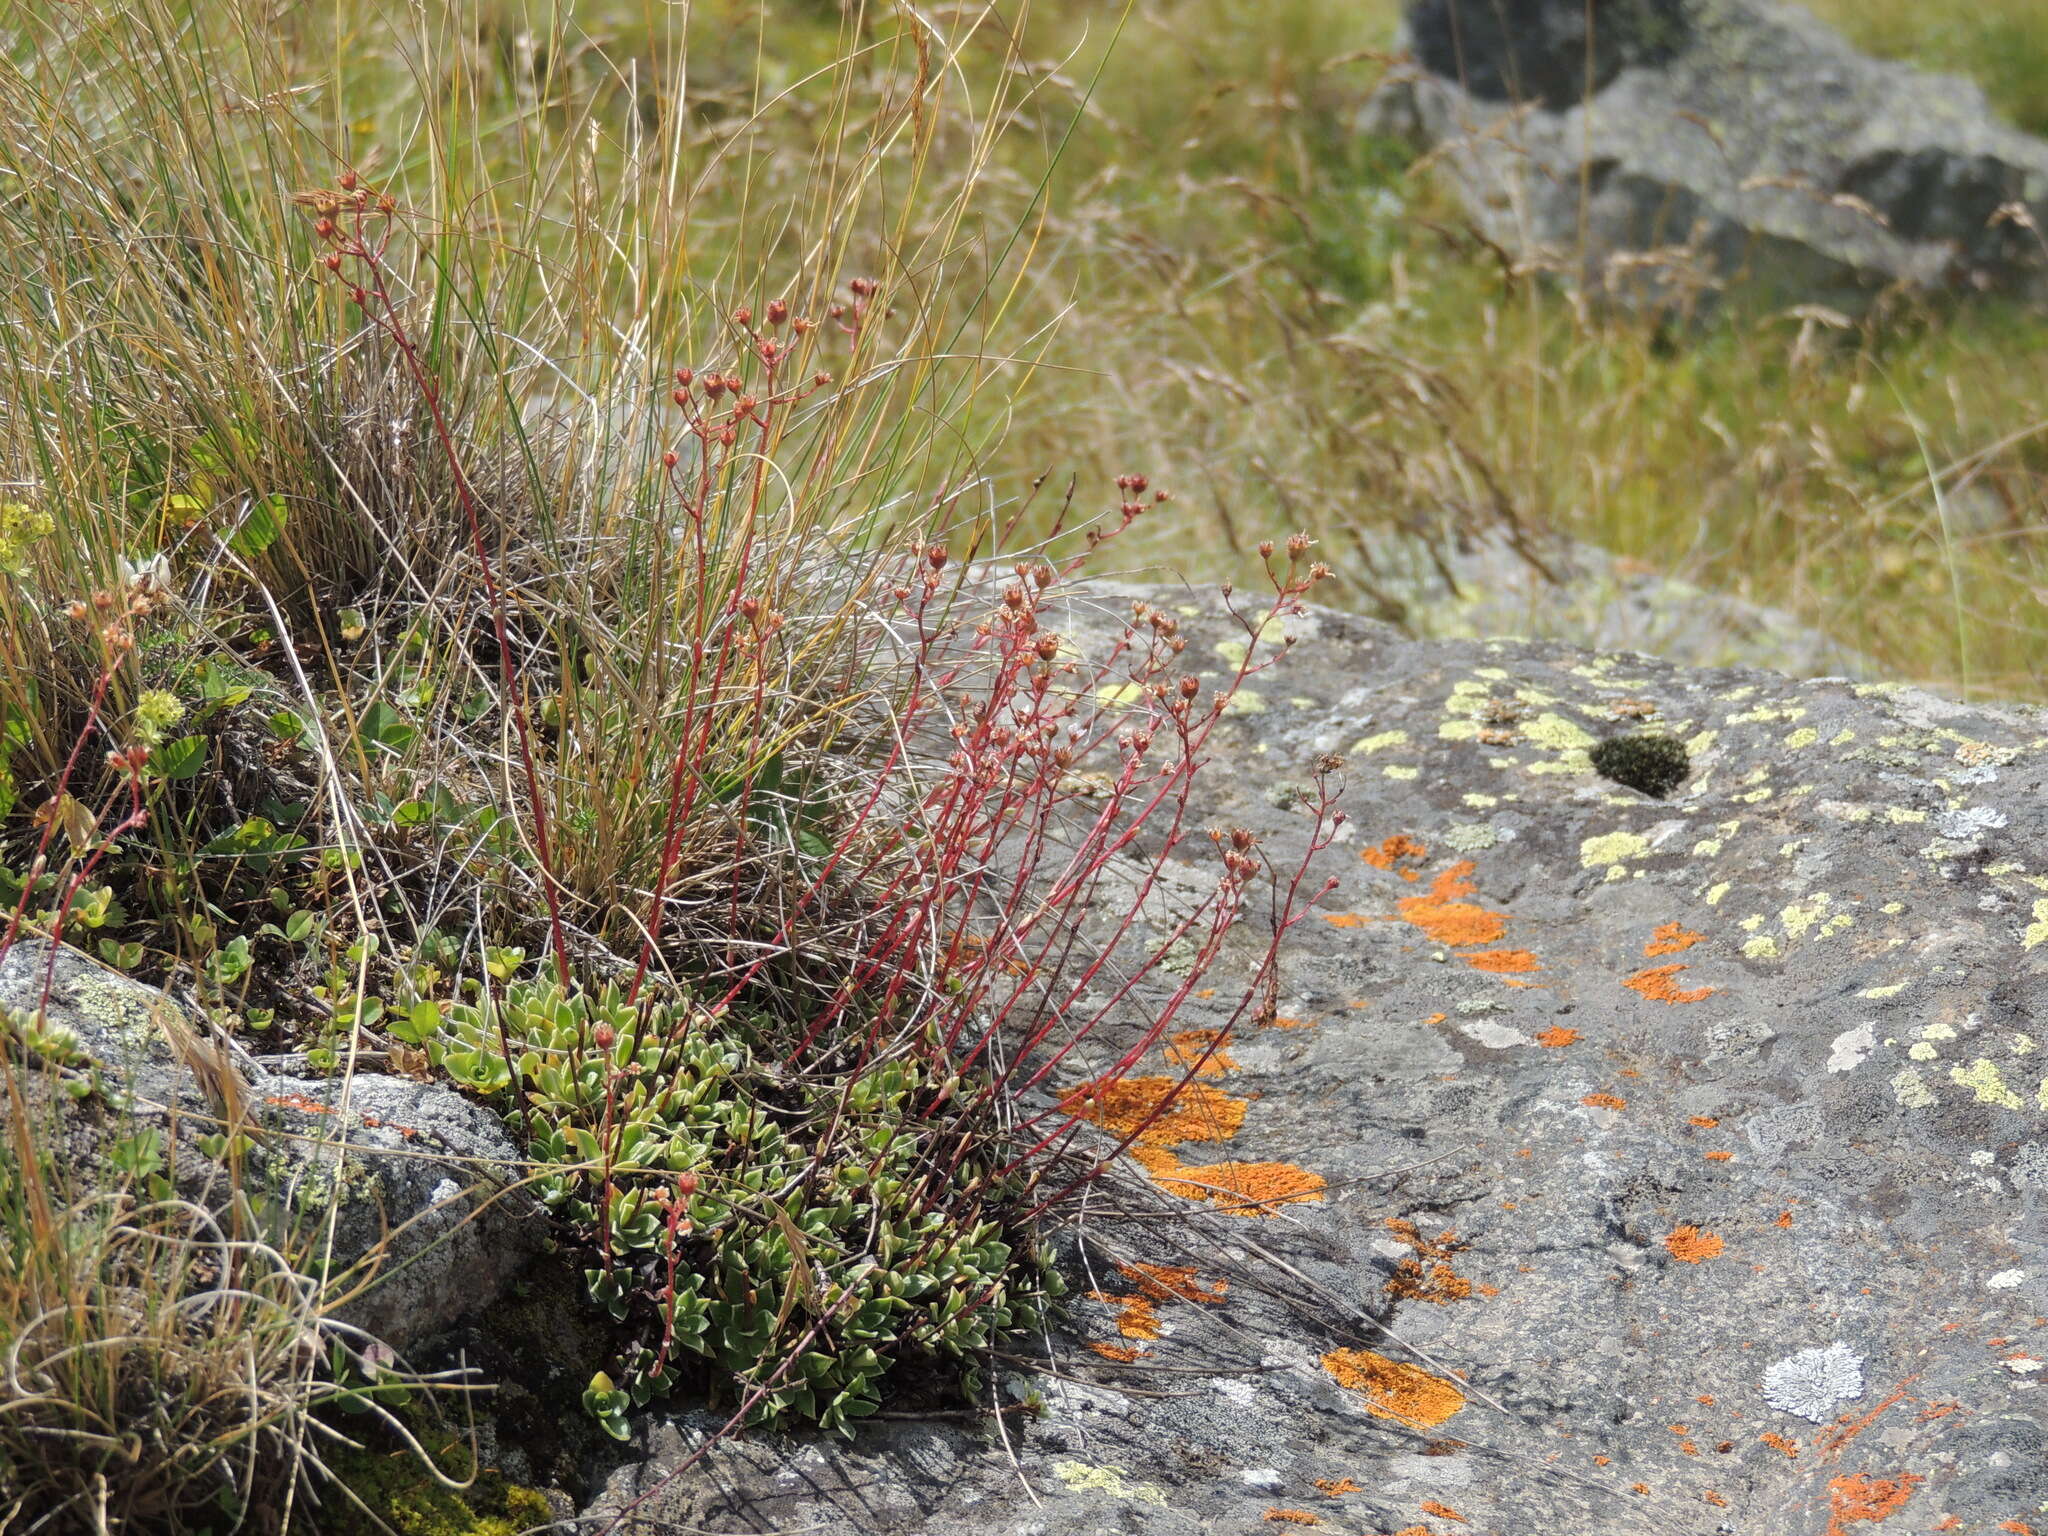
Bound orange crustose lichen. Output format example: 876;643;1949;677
1384;1219;1478;1304
1396;861;1509;948
1263;1512;1320;1527
1088;1289;1164;1339
1582;1092;1627;1111
1063;1075;1247;1146
1163;1028;1239;1077
1313;1477;1362;1498
1535;1026;1580;1047
1665;1225;1725;1263
1825;1472;1923;1533
1624;963;1717;1004
1087;1340;1147;1362
1644;921;1705;956
1319;1348;1465;1428
1420;1500;1467;1521
1133;1146;1327;1217
1464;948;1541;974
1117;1261;1228;1306
1364;834;1430;877
1760;1432;1799;1457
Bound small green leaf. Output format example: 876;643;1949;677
149;735;207;781
228;493;287;557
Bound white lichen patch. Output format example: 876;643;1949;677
1761;1343;1864;1423
1443;823;1498;852
1826;1023;1876;1074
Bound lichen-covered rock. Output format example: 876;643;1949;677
578;588;2048;1533
0;937;540;1353
1370;0;2048;307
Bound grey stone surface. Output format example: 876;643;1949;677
0;935;540;1353
577;587;2048;1534
1384;525;1876;679
1370;0;2048;307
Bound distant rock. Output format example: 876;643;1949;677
0;937;539;1354
579;584;2048;1533
1386;525;1877;679
1370;0;2048;307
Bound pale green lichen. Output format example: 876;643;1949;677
1829;729;1856;746
1439;718;1480;741
1443;823;1497;852
1223;689;1266;716
1526;713;1595;752
1579;831;1649;869
1891;1068;1937;1109
2024;898;2048;950
1885;807;1927;824
1950;1058;2023;1110
1692;838;1724;857
1687;729;1719;755
1052;1462;1168;1506
1096;682;1145;707
1743;936;1780;959
1352;729;1410;754
1783;727;1819;750
1860;981;1909;999
1706;882;1731;906
1382;765;1418;780
1462;793;1499;809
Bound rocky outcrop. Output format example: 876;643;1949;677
0;936;540;1353
1370;0;2048;308
578;586;2048;1533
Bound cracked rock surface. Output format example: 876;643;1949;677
583;586;2048;1535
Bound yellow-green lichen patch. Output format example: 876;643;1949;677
1692;838;1724;857
1950;1059;2024;1110
1881;901;1906;916
1830;729;1856;746
2025;898;2048;949
1526;713;1595;753
1743;936;1781;960
1212;639;1249;668
1860;981;1910;999
1885;807;1927;824
1224;689;1267;716
1463;793;1499;809
1439;718;1480;741
1443;823;1497;852
1580;831;1650;870
1783;728;1819;750
1383;765;1419;780
1353;729;1410;755
1097;682;1146;708
1687;729;1719;755
1778;895;1833;940
1706;882;1731;906
1725;704;1805;725
1053;1461;1169;1506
